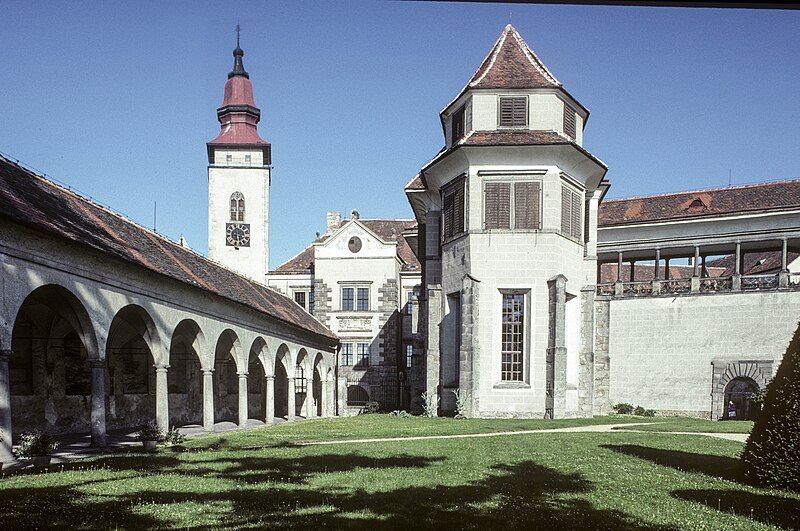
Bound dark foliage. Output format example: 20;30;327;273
741;327;800;491
613;403;634;415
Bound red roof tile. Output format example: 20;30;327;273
272;219;420;274
599;179;800;226
0;155;336;343
707;251;800;277
598;263;726;283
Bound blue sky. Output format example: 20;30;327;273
2;2;799;269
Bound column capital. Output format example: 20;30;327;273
154;364;170;373
265;374;275;381
201;368;214;375
0;349;12;362
237;372;249;379
89;358;106;369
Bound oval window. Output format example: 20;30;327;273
348;236;362;253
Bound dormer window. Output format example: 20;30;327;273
563;103;577;139
499;96;528;127
452;105;466;144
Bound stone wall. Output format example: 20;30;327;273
605;290;800;417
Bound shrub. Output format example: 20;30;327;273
138;420;164;442
14;431;59;458
360;401;380;415
633;406;656;417
421;391;439;418
453;388;470;419
741;341;800;492
613;403;634;415
163;426;186;446
389;410;413;418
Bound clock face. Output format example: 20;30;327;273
226;223;251;247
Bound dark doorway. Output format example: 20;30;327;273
723;377;760;420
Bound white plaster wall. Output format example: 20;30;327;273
208;148;270;284
472;93;498;131
529;93;563;133
607;291;800;414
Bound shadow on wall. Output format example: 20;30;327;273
0;454;677;529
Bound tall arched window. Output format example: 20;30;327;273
230;192;245;221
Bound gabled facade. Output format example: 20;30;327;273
407;24;608;418
267;213;422;413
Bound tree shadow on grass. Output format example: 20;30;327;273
672;489;800;529
1;454;679;529
601;444;743;483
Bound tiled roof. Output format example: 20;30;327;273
272;219;420;274
468;24;560;91
599;263;725;283
707;251;800;277
599;179;800;226
0;154;336;343
405;173;424;191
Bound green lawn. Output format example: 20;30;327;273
613;417;754;434
181;414;656;450
1;415;796;530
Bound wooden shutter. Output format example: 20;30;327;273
454;182;465;235
514;182;541;229
452;106;465;143
442;177;465;240
561;186;572;235
484;182;510;229
563;104;577;139
442;192;454;240
499;97;527;127
570;190;582;239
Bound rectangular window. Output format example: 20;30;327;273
483;180;541;230
501;293;525;382
226;153;233;164
341;287;354;311
356;287;370;311
563;103;577;139
561;185;583;240
442;178;465;241
244;153;252;164
404;289;416;314
452;105;466;143
406;344;413;368
499;96;528;127
294;291;307;311
341;343;353;366
356;343;370;367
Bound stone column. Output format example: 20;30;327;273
664;258;671;280
337;375;347;416
287;377;296;420
155;364;169;433
328;379;336;416
547;275;568;418
305;380;315;419
238;372;248;427
264;375;275;424
0;349;13;462
691;246;701;292
202;368;214;431
89;359;107;447
578;287;595;417
628;261;635;282
652;249;661;293
425;285;442;415
779;238;790;288
732;242;742;291
320;381;329;417
614;252;623;297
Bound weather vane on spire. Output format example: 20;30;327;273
236;23;241;48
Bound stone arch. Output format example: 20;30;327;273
295;348;311;417
213;329;242;424
312;352;326;417
723;376;761;421
711;359;773;420
247;336;269;422
105;304;162;430
347;384;369;406
168;319;206;427
9;284;100;438
273;343;291;419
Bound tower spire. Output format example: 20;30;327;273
229;24;249;79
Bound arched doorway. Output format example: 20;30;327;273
213;330;241;424
247;338;267;423
347;385;369;407
167;319;205;428
274;345;290;419
10;285;99;438
105;305;158;431
723;377;760;420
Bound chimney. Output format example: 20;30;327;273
326;211;341;233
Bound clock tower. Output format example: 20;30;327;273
207;30;271;283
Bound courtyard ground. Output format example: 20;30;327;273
0;415;796;529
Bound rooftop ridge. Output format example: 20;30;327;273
603;177;800;204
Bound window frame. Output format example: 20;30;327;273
451;104;466;144
482;178;542;231
497;289;531;385
498;95;529;128
230;191;245;222
405;343;413;369
355;342;370;368
560;182;584;242
341;343;353;366
341;287;355;311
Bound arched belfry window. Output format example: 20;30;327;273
230;192;245;221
